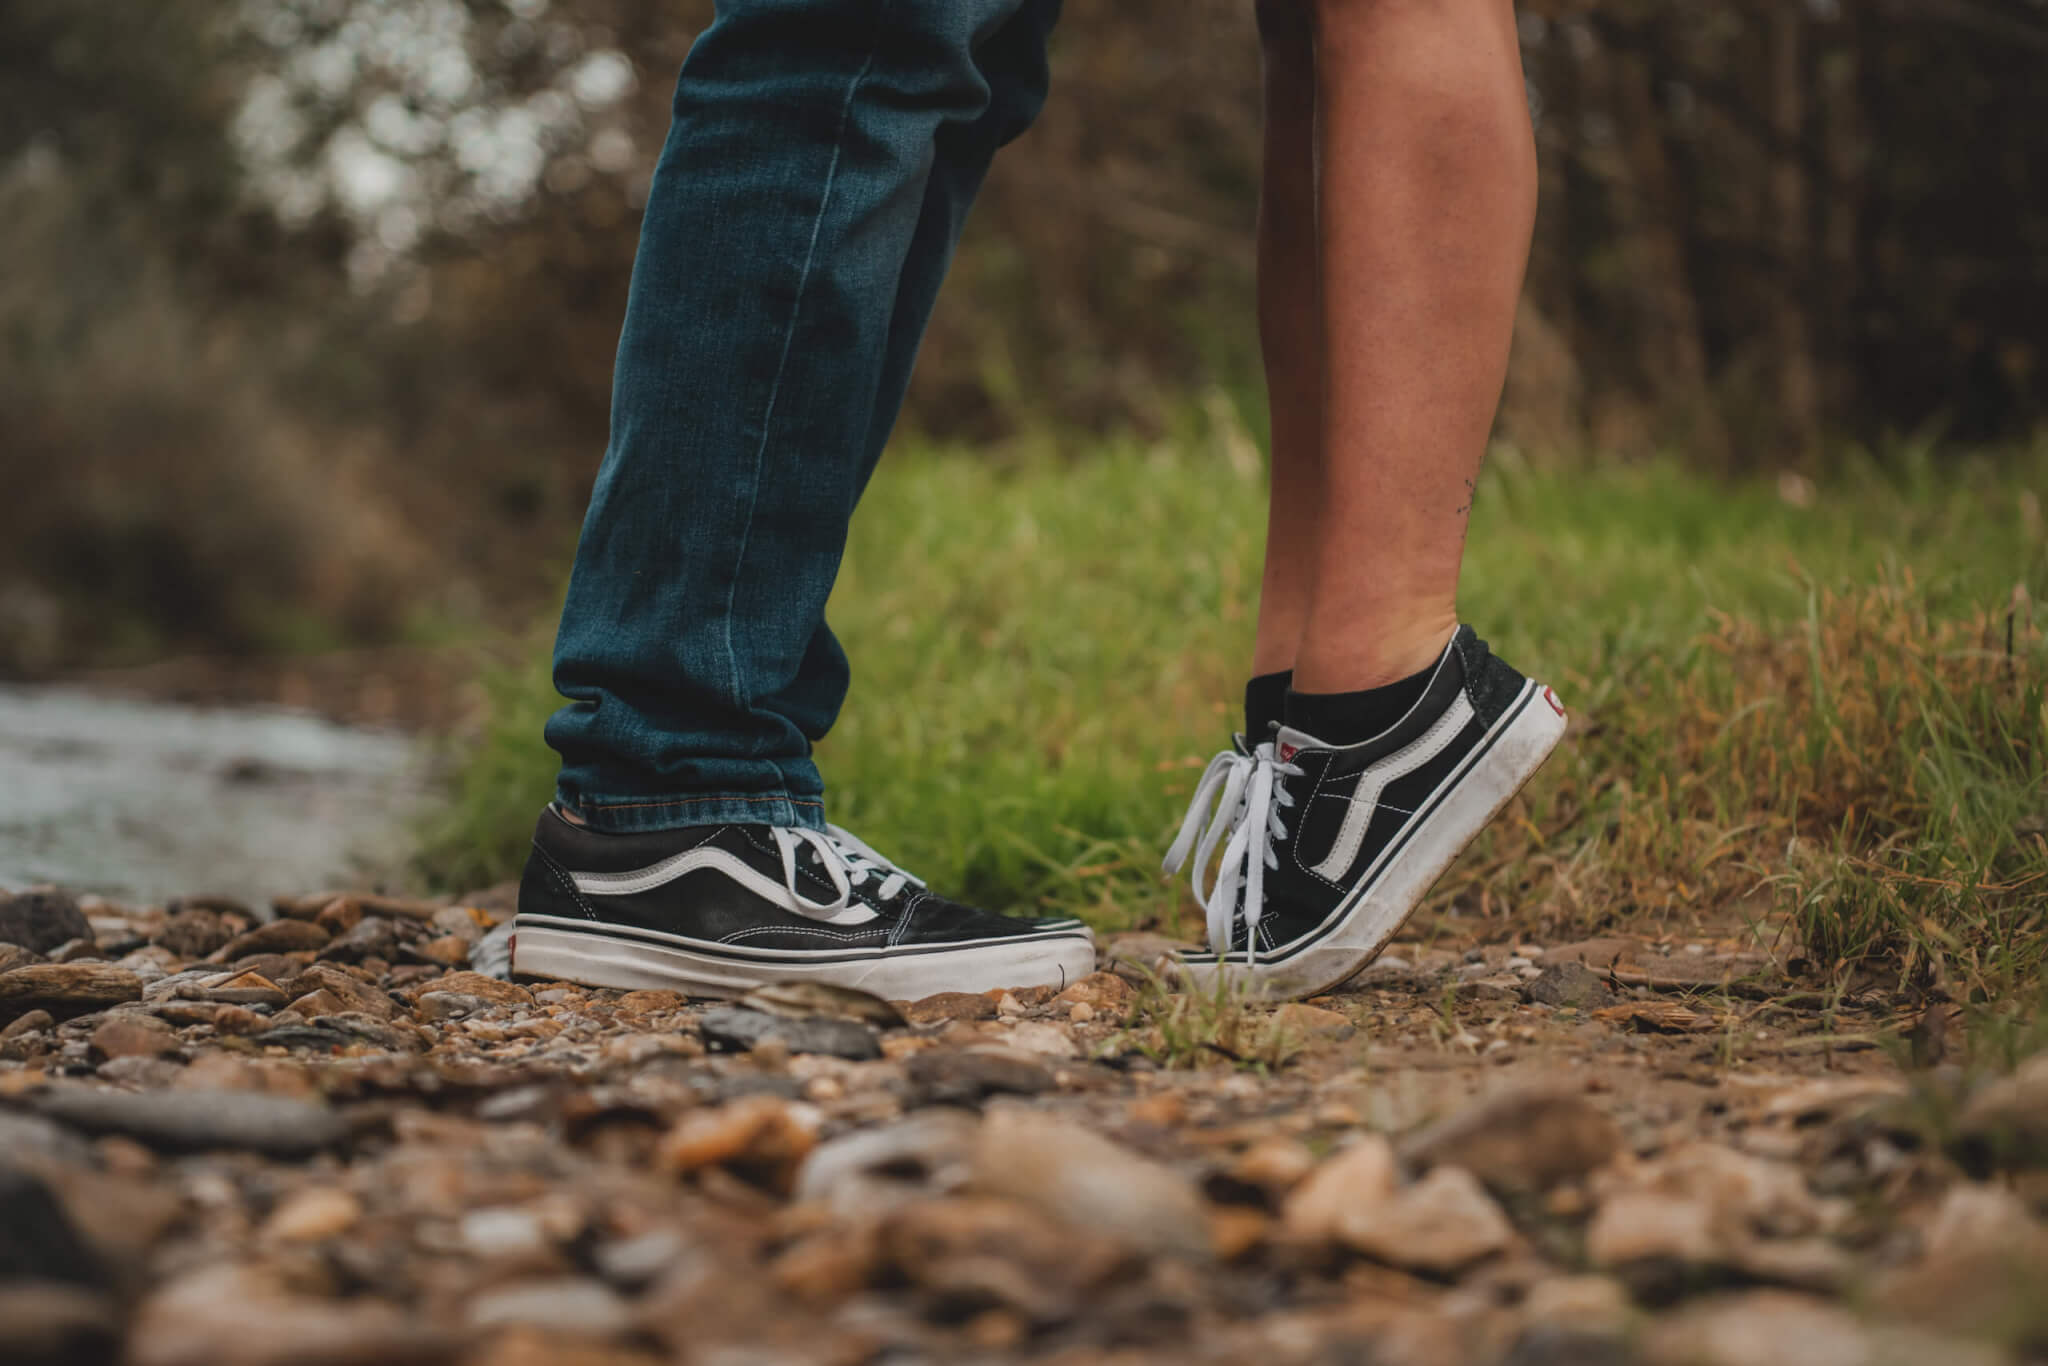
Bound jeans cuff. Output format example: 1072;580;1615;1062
555;789;827;834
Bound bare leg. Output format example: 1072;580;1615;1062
1290;0;1535;693
1250;0;1325;678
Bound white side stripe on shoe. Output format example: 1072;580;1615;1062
571;848;881;926
1307;693;1475;881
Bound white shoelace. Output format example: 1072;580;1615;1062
1161;741;1303;963
764;824;925;919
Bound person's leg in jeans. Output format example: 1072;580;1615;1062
1169;0;1568;998
520;0;1094;999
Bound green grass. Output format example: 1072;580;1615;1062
423;429;2048;998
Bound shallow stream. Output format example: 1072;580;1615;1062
0;684;429;907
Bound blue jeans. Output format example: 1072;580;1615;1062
547;0;1061;833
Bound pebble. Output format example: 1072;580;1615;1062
199;969;289;1008
416;991;492;1022
795;1109;979;1216
1954;1049;2048;1172
88;1013;181;1062
971;1107;1212;1259
0;1283;122;1366
1522;959;1622;1009
0;1008;53;1039
1637;1289;2003;1366
212;919;330;960
658;1095;821;1194
699;1005;882;1061
904;1047;1056;1104
1281;1134;1398;1245
127;1264;449;1366
905;991;997;1024
739;980;906;1027
0;963;145;1021
1054;971;1137;1016
1400;1085;1622;1195
424;972;533;1006
1272;1002;1356;1041
1338;1165;1516;1274
31;1086;349;1157
0;1164;110;1288
1227;1135;1318;1201
260;1187;362;1242
1001;1020;1080;1058
0;888;92;955
153;909;237;959
593;1229;689;1289
468;1278;634;1337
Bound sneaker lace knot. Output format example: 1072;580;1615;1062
1161;741;1302;964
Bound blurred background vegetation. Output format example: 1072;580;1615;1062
5;0;2047;672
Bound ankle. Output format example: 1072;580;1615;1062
1291;619;1457;695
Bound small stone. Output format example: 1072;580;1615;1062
1400;1085;1622;1195
1067;1001;1096;1023
0;1165;109;1288
198;970;288;1008
1954;1050;2048;1172
593;1229;688;1289
128;1264;447;1366
795;1109;980;1216
1586;1192;1722;1269
319;915;399;963
0;944;38;975
739;980;906;1027
153;909;237;959
1001;1020;1079;1058
904;991;997;1024
971;1107;1211;1258
1280;1135;1398;1245
613;989;687;1017
1055;972;1135;1017
260;1187;362;1242
460;1208;553;1257
212;919;329;960
1272;1002;1356;1041
1872;1182;2048;1338
421;971;531;1006
0;1283;122;1366
700;1006;881;1061
88;1013;180;1062
905;1047;1055;1104
32;1086;348;1157
415;991;491;1023
411;935;471;966
1522;1274;1633;1335
1637;1289;1998;1366
1338;1165;1515;1274
289;963;395;1020
312;897;364;935
0;963;144;1021
877;1196;1125;1325
1227;1136;1318;1201
657;1095;820;1195
0;1008;53;1039
0;889;91;955
429;905;489;943
1522;959;1622;1009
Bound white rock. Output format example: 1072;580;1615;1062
1338;1166;1515;1274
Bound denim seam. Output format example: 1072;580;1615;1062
717;2;892;714
577;793;824;812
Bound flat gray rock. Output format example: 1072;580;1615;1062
699;1005;881;1061
28;1087;348;1158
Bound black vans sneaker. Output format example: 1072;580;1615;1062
1165;627;1566;1000
513;808;1096;999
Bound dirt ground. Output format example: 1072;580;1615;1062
2;884;2045;1366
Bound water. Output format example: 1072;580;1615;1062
0;684;431;907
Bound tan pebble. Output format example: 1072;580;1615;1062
902;991;997;1025
415;935;471;967
881;1035;936;1060
750;1036;791;1072
657;1096;820;1195
963;1308;1028;1351
615;989;687;1015
1272;1002;1356;1041
421;972;532;1006
1208;1205;1270;1261
1337;1166;1514;1274
312;896;364;935
770;1229;879;1305
1230;1136;1318;1198
803;1076;846;1103
994;992;1025;1017
1281;1135;1397;1245
1054;972;1135;1014
262;1187;363;1242
0;1009;54;1039
1128;1092;1187;1128
1067;1001;1096;1024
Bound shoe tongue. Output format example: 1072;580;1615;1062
1271;724;1325;763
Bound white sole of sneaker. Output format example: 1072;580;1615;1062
511;916;1099;1001
1179;679;1569;1001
